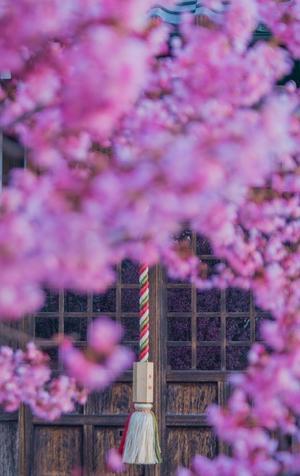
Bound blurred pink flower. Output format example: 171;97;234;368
0;343;87;420
88;317;123;355
59;318;134;391
106;448;125;473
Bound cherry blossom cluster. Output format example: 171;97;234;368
0;0;166;166
186;192;300;474
175;98;300;476
173;96;300;474
257;0;300;57
0;318;132;420
0;0;297;319
0;342;87;420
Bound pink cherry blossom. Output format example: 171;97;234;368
87;317;123;355
257;0;300;58
0;1;299;473
106;448;125;473
0;343;87;420
59;317;134;391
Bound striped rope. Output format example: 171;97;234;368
139;265;150;362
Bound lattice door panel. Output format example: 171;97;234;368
160;232;269;473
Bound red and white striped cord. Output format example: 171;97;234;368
139;265;150;362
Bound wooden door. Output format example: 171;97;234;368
157;232;264;474
19;261;149;476
12;253;267;475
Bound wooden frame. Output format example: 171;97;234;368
13;246;271;475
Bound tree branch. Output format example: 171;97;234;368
0;322;57;348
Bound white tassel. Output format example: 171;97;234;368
122;404;161;464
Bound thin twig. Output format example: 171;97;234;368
0;322;57;348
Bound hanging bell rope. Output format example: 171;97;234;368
139;264;150;362
120;265;162;465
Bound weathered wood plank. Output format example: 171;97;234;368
166;383;218;415
0;421;18;476
93;427;144;476
32;426;83;476
85;383;132;416
165;428;217;474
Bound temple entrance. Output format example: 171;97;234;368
0;238;267;475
